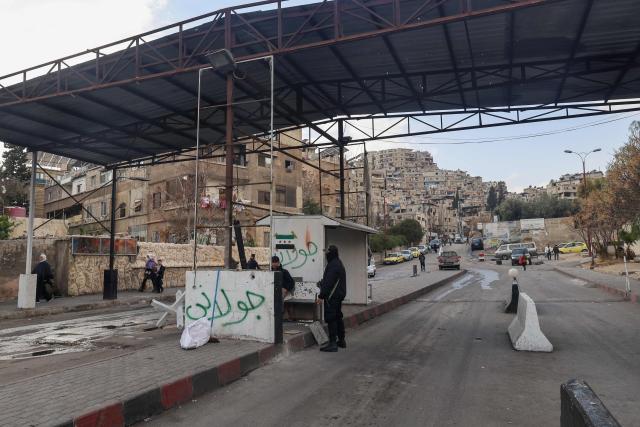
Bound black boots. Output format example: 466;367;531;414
320;341;338;352
337;339;346;348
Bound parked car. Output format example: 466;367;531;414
383;252;404;265
429;239;441;251
470;237;484;250
559;242;588;254
409;247;421;258
417;244;428;254
454;237;464;244
511;248;532;265
438;251;461;270
400;249;413;261
367;257;376;277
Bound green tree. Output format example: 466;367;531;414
452;189;460;209
0;215;14;239
389;219;423;245
496;181;507;205
0;144;30;181
302;198;322;215
486;186;497;212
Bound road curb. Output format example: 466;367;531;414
58;271;467;426
553;267;638;304
0;293;177;321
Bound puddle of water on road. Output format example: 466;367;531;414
432;269;501;301
0;310;159;360
474;269;500;290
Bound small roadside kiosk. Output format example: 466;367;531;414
257;215;377;319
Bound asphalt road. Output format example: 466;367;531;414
149;251;640;426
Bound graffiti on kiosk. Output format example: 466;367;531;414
186;288;266;326
274;226;319;269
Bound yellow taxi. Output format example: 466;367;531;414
409;247;421;258
383;252;405;265
559;242;588;254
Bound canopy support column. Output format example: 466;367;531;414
224;72;235;269
25;151;37;274
104;168;118;300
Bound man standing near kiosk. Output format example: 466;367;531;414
317;245;347;352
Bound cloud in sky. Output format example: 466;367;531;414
0;0;168;77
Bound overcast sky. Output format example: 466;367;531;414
1;0;636;192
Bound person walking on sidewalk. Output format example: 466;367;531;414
553;244;560;261
32;253;53;302
317;245;347;352
544;245;551;261
418;252;426;272
139;254;157;292
154;259;165;293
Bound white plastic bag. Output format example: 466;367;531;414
180;317;211;350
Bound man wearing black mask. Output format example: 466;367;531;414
317;245;347;352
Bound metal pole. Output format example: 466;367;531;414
581;156;594;266
104;168;117;300
25;151;37;274
224;72;235;268
269;56;275;267
193;68;203;276
338;119;345;219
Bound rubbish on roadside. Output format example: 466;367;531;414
180;317;211;350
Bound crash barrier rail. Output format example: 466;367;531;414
561;379;621;427
507;292;553;352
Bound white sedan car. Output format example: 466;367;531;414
367;258;376;277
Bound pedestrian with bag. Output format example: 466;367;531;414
519;253;527;271
317;245;347;352
139;254;157;292
32;253;53;302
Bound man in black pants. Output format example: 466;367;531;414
317;245;347;352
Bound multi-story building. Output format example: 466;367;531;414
546;170;604;200
44;131;304;246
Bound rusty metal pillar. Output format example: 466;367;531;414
224;73;235;269
338;119;345;219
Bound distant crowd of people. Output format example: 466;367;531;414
544;244;561;261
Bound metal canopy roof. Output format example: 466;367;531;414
1;0;640;166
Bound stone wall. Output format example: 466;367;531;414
0;239;59;301
9;218;68;239
0;238;271;299
65;242;271;296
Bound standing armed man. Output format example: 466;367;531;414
317;245;347;352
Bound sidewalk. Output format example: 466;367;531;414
0;289;179;321
0;268;464;427
554;265;640;304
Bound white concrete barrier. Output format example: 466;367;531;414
17;274;37;309
185;270;277;343
508;292;553;352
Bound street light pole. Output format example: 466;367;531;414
564;148;601;268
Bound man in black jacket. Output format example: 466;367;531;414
32;253;53;302
317;245;347;352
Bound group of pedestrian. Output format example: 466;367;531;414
543;244;561;261
138;254;165;293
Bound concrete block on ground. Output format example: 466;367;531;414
17;274;37;309
508;292;553;352
561;379;621;427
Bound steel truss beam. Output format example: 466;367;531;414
0;0;550;107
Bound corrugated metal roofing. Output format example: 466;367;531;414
0;0;639;166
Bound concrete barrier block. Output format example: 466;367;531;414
17;274;37;309
508;292;553;352
561;379;621;427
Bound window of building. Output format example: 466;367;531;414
85;204;93;218
234;145;247;166
275;186;286;205
284;160;295;172
258;190;270;205
100;172;108;184
133;199;143;213
76;184;83;193
90;176;97;188
118;203;126;218
258;154;272;167
152;192;162;209
100;201;107;217
152;231;160;243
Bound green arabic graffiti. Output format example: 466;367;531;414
279;241;318;269
185;289;266;327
